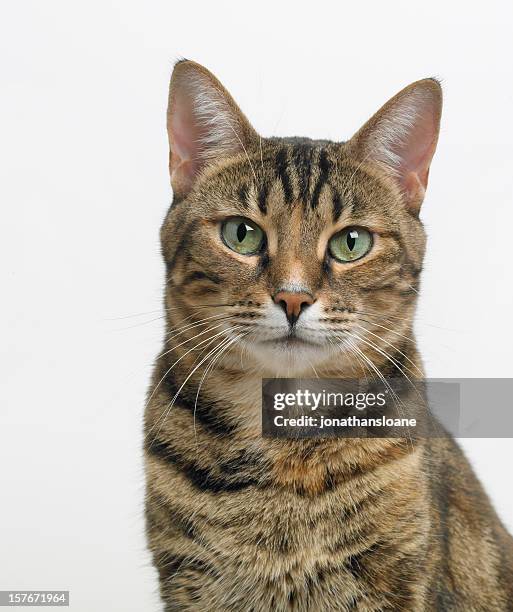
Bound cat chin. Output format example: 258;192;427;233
248;340;334;377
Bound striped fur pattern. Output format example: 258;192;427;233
145;61;513;611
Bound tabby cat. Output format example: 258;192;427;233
144;60;513;611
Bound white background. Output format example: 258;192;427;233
1;1;512;610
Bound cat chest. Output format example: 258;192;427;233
164;490;386;611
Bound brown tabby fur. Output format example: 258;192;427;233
144;61;513;611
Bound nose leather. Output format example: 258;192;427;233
273;291;314;326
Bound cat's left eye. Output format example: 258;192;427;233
221;217;265;255
328;227;373;262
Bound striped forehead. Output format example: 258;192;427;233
253;143;345;222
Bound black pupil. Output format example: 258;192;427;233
346;230;358;251
237;223;248;242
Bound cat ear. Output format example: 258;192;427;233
346;79;442;213
167;60;258;198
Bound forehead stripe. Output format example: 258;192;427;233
292;145;314;203
257;182;268;214
237;184;249;209
332;189;343;221
310;148;330;209
275;147;294;205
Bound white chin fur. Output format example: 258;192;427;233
246;340;334;377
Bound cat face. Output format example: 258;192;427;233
161;61;441;376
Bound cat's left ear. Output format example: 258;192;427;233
346;79;442;214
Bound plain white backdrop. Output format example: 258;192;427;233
1;1;512;610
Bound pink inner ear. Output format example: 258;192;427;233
395;112;438;191
167;61;259;197
169;94;202;188
352;80;442;213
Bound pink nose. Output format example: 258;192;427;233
273;291;314;326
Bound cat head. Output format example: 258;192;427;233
161;60;442;377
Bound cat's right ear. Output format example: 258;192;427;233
167;60;258;199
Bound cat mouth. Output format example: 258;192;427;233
262;334;320;347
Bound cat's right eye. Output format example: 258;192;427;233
221;217;265;255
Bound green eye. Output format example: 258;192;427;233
329;227;373;262
221;217;264;255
